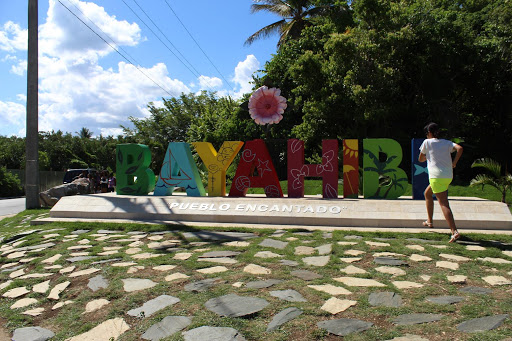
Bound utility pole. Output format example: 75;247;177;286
25;0;39;209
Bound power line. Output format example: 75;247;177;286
57;0;176;97
122;0;218;91
163;0;235;91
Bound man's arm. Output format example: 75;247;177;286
418;153;426;162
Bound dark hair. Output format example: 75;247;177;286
424;122;440;138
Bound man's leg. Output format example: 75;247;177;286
424;185;434;226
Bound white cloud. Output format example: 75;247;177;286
232;54;260;98
16;94;27;102
10;59;27;75
0;21;27;52
0;101;26;127
198;75;222;89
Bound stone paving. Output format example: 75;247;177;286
0;226;511;340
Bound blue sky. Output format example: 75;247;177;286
0;0;279;137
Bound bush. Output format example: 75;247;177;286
0;166;24;197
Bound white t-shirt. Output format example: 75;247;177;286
419;138;456;179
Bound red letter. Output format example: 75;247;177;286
229;139;283;197
287;139;339;199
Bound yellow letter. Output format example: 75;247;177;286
192;141;243;196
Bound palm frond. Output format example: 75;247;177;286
469;174;500;190
244;20;286;46
471;158;502;179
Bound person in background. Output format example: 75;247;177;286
100;171;108;193
108;173;116;192
418;122;463;243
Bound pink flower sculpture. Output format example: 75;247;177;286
248;86;287;125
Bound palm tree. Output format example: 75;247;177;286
470;158;512;203
245;0;334;47
77;127;93;139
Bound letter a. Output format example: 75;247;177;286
116;144;155;195
229;139;283;198
363;139;408;199
154;142;205;196
192;141;243;196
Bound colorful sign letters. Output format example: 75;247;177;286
116;138;425;200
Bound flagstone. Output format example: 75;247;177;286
478;257;512;264
366;241;391;247
122;278;157;292
77;239;91;245
205;294;269;317
502;250;512;257
459;286;493;295
392;313;444;325
52;300;74;310
303;256;330;267
1;262;19;269
374;257;408;266
0;280;12;290
280;259;299;267
420;275;431;282
308;284;352;296
295;245;315;256
185;278;225;292
67;245;92;250
69;268;101;277
7;251;26;259
3;286;29;298
165;273;189;281
199;251;240;258
128;241;144;247
66;317;130;341
44;265;63;270
69;252;90;257
48;281;70;300
43;233;60;239
198;257;238;264
376;266;406;277
66;256;96;262
374;252;404;257
59;266;75;274
447;275;467;284
141;316;191;340
430;245;448;249
84;299;110;313
266;307;303;332
368;292;403;307
223;241;251;247
384;334;429;341
340;257;362;263
153;265;177;271
317;318;373;336
174;252;193;260
344;249;365;256
12;326;55;341
19;273;53;279
243;264;271;275
42;254;62;264
465;245;486;251
405;244;425;251
457;314;509;333
33;280;51;293
337;241;358;246
23;307;44;316
9;268;25;279
11;298;38;309
88;275;109;291
409;254;432;262
246;279;283;289
128;266;145;274
439;254;470;262
321;297;357;314
426;296;465;305
436;261;459;270
97;250;118;256
254;251;282;258
19;257;38;263
259;238;288;250
333;277;386;287
340;265;367;274
316;244;332;255
147;235;164;241
132;253;162;259
183;326;246;341
103;246;122;251
270;289;307;302
197;266;229;274
345;235;363;240
392;281;424;289
482;276;511;286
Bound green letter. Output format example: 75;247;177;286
116;144;155;195
363;139;408;199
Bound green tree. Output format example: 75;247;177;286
470;158;512;203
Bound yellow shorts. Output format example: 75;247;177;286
429;178;452;194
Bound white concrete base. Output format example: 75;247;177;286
37;192;512;231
